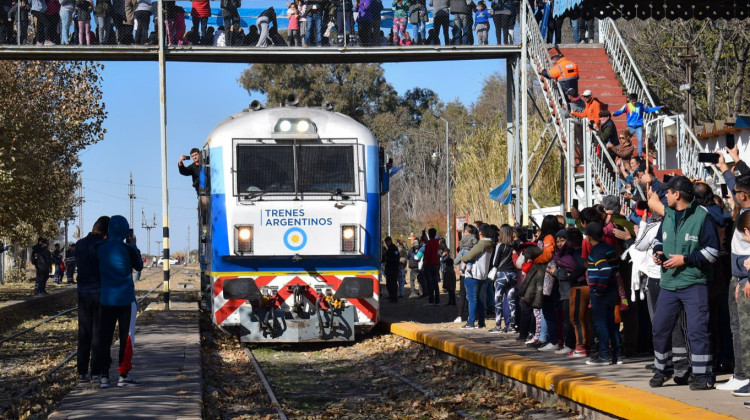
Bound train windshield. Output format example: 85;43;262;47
235;143;356;197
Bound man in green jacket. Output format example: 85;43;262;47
649;176;718;391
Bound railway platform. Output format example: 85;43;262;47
379;292;743;420
48;300;201;420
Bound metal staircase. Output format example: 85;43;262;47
522;10;715;209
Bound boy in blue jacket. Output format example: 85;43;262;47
612;93;662;157
584;222;621;366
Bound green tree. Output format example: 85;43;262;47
0;61;106;246
238;63;400;124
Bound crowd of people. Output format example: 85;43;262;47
383;145;750;407
0;0;595;47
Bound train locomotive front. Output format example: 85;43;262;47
199;102;384;343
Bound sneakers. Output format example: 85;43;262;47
614;357;624;365
538;342;561;352
527;340;546;349
408;293;420;299
689;379;714;391
453;316;463;324
733;384;750;397
567;347;588;358
555;346;573;355
673;373;692;386
100;376;111;388
78;373;90;382
488;327;505;333
649;373;671;388
717;376;750;391
460;324;477;329
586;357;612;366
118;374;141;387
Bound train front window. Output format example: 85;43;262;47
297;145;355;194
236;145;295;194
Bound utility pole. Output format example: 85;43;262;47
187;225;190;263
142;209;157;257
128;172;136;228
78;183;84;235
670;43;697;129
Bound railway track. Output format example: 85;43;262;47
0;266;197;418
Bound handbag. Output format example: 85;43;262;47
487;267;498;281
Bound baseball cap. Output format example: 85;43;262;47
665;175;694;196
584;222;604;241
582;90;592;97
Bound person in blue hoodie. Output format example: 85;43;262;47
93;215;143;388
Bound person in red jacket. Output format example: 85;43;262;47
191;0;211;39
422;228;442;305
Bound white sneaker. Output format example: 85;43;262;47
716;376;750;391
408;293;419;298
538;343;561;352
453;316;462;323
555;346;573;355
100;376;110;388
118;374;141;387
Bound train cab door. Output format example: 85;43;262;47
199;145;211;308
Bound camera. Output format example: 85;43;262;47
125;229;136;245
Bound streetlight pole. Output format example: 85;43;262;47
436;115;451;254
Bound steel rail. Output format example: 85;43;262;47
243;347;289;420
0;269;162;346
14;276;166;400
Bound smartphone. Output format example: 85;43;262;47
614;224;624;231
662;174;673;183
697;153;720;164
726;133;736;150
721;184;729;198
657;253;668;263
572;199;579;209
565;211;572;218
636;200;649;210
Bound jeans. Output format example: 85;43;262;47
60;8;74;44
96;15;112;45
590;286;620;360
629;125;644;156
412;21;425;43
570;18;581;43
305;12;322;46
221;8;240;46
451;13;471;45
34;265;49;293
465;277;486;327
542;291;559;344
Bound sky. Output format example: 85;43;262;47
73;2;511;257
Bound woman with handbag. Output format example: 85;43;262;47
489;226;518;333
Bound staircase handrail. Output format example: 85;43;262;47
599;18;666;166
599;18;657;108
672;114;723;182
523;0;568;149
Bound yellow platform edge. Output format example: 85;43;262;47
389;322;735;420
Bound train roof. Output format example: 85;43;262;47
204;106;378;149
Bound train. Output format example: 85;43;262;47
197;96;386;343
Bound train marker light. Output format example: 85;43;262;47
278;119;292;132
235;225;254;255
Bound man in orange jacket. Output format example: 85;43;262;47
538;52;579;99
570;90;603;128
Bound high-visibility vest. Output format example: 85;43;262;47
549;57;579;81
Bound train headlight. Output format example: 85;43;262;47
341;224;357;254
235;225;254;255
296;120;309;133
278;120;292;132
274;118;317;135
